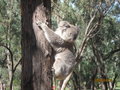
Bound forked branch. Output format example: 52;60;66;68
60;9;105;90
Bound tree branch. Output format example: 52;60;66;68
13;58;22;73
104;48;120;60
61;13;103;90
60;72;73;90
0;43;21;90
0;43;14;71
111;73;118;90
60;1;114;89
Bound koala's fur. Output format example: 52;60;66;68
37;21;79;80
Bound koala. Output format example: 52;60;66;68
37;21;79;80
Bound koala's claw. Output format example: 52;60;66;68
51;68;55;76
36;21;48;26
36;21;42;26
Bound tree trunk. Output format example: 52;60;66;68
21;0;53;90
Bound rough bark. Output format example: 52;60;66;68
21;0;53;90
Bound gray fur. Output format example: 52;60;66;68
37;21;79;80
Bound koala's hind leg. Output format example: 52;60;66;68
52;58;65;80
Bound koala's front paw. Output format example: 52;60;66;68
36;21;47;28
36;21;48;26
40;23;47;27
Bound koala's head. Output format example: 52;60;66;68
55;21;79;43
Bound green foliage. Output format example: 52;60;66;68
0;0;21;89
0;0;120;89
52;0;120;89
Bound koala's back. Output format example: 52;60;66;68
53;49;76;80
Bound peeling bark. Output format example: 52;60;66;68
21;0;53;90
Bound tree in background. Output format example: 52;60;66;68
0;0;21;90
51;0;120;89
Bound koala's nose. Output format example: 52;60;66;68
73;35;77;40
